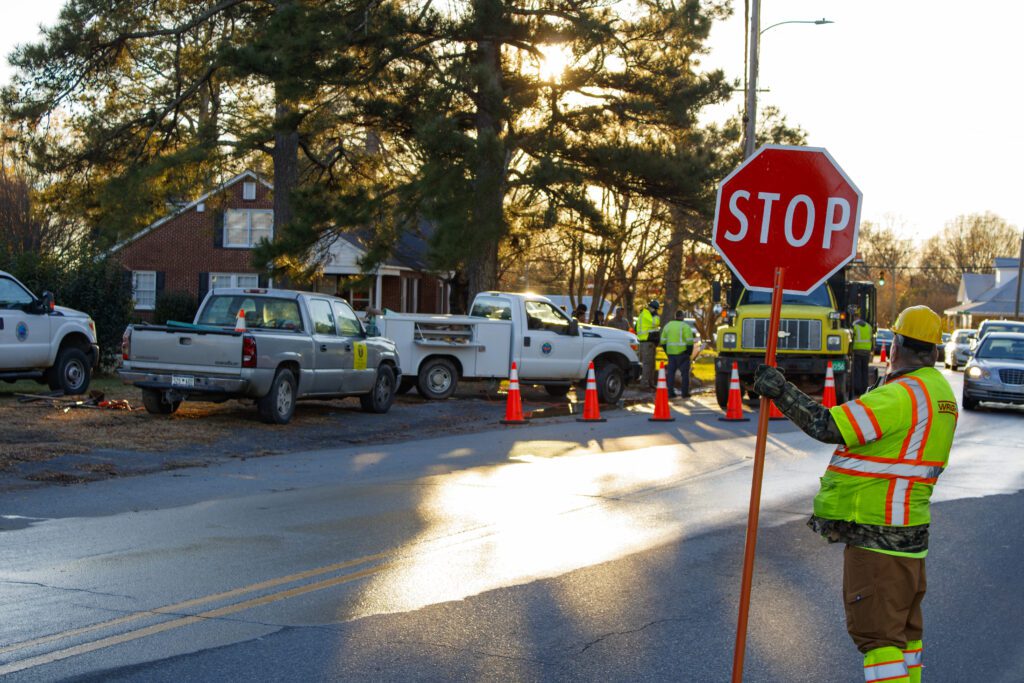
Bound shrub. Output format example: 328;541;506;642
153;290;198;325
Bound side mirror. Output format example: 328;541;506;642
37;291;55;314
568;319;580;336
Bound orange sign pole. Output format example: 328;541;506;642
731;266;785;682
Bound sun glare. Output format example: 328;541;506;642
537;43;572;83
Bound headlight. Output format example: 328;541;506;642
826;335;842;351
723;332;737;349
966;366;989;380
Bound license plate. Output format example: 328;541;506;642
171;375;195;388
831;360;846;372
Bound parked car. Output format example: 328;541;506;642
962;332;1024;411
941;332;951;344
943;328;977;371
120;288;401;424
0;269;99;394
976;319;1024;343
873;328;894;356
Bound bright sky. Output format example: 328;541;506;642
3;1;1021;243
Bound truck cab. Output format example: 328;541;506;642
713;269;876;408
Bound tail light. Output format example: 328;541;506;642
242;335;258;368
121;328;132;360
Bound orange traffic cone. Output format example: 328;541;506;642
719;362;750;422
500;362;527;424
822;361;837;409
768;398;787;420
234;308;247;332
576;362;607;422
879;344;888;364
649;363;675;422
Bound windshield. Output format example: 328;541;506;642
742;285;832;308
954;331;976;344
197;295;304;331
876;329;894;340
981;322;1024;337
976;336;1024;361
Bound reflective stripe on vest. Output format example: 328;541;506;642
840;400;882;444
903;647;922;669
864;658;908;682
899;377;932;460
827;452;945;525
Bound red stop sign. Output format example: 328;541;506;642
712;145;862;294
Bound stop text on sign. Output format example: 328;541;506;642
723;191;852;249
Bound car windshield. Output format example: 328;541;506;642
876;329;894;340
197;295;304;331
954;331;976;343
981;322;1024;336
742;285;832;307
975;336;1024;361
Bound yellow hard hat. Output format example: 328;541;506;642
892;305;943;345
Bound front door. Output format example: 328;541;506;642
0;275;50;370
333;300;375;393
307;298;351;394
518;300;583;379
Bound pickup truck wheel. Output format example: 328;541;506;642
595;364;625;404
361;365;396;414
544;384;571;397
142;389;180;415
418;358;458;400
257;369;297;424
48;347;91;395
715;370;730;409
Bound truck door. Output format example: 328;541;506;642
518;300;583;379
0;275;51;369
307;298;350;394
332;300;375;392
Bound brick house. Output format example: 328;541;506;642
110;171;451;318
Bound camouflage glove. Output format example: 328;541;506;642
753;364;787;399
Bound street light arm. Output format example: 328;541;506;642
760;18;834;36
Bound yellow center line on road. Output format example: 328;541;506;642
0;562;393;676
0;550;390;657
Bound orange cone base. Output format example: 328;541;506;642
649;415;675;422
768;401;787;421
501;417;528;424
576;416;607;422
718;415;750;422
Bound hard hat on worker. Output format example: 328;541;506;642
892;305;943;345
648;299;660;310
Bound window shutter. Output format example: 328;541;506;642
198;272;210;302
156;271;165;294
258;273;269;288
213;211;224;247
122;269;133;291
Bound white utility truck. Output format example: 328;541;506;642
369;291;641;404
0;269;99;394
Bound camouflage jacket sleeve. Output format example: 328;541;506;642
773;382;846;444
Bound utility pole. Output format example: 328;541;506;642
742;0;761;160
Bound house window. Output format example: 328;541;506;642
132;271;157;310
210;273;261;290
242;181;257;200
335;276;372;311
224;209;273;248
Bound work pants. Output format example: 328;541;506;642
853;350;871;397
844;545;926;682
639;341;657;389
665;352;691;397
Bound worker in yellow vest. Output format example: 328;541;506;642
660;310;694;398
851;310;874;396
753;306;956;683
636;299;661;388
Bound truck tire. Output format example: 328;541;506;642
361;365;396;414
257;369;297;424
544;384;571;397
715;369;730;409
396;377;416;395
142;388;180;415
417;358;458;400
595;363;625;404
48;347;91;395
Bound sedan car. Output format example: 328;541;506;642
873;328;894;356
977;319;1024;342
943;328;977;371
962;332;1024;411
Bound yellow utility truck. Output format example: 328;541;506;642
712;269;876;408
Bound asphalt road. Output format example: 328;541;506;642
1;369;1022;682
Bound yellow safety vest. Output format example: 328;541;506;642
660;320;693;355
852;321;873;352
636;309;659;341
816;367;957;536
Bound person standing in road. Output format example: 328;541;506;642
608;307;632;332
660;310;694;398
636;299;661;388
851;309;873;396
571;303;588;321
753;305;956;683
591;309;605;326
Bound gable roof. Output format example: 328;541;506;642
959;273;995;302
107;170;272;254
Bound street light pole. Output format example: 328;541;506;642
742;13;834;160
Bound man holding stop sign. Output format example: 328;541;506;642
718;147;958;683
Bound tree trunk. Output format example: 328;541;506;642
662;205;687;318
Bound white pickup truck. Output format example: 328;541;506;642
0;270;99;394
369;291;641;403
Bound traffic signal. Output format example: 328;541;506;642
877;270;886;286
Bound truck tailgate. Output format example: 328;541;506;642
129;326;243;374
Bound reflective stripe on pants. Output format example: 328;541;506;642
864;646;909;682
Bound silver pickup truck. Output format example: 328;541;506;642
119;288;401;424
